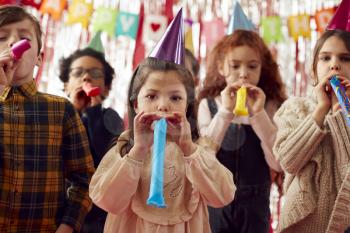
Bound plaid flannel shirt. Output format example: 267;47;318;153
0;80;95;232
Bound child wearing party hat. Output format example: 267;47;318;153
89;9;235;233
58;32;124;233
197;1;286;232
273;0;350;232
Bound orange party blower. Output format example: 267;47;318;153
82;83;100;97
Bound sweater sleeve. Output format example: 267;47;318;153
273;98;327;174
250;109;282;172
89;145;143;215
326;110;350;175
197;98;234;150
184;145;236;208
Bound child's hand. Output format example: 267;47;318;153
220;82;241;112
0;49;17;86
133;111;161;155
246;84;266;116
70;87;90;111
314;76;333;112
166;112;197;156
312;76;333;127
90;95;103;107
71;88;103;112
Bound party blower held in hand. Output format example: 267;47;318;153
234;86;249;116
11;39;31;60
147;118;167;208
82;82;100;97
329;75;350;126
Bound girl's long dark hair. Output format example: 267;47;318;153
119;57;199;156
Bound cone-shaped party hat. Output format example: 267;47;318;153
148;8;184;65
87;31;104;54
327;0;350;31
227;1;255;34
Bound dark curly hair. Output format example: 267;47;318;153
198;30;287;106
59;47;115;90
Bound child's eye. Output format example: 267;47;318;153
340;56;350;62
249;64;258;69
319;56;330;61
230;65;240;69
146;94;157;100
171;95;182;101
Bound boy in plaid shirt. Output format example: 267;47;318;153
0;5;94;233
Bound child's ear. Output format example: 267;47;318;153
35;51;44;67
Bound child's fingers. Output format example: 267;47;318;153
140;112;161;124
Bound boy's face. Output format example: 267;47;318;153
0;18;42;86
64;55;107;98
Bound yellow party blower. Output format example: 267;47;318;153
234;86;249;116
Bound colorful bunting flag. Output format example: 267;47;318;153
115;11;139;39
261;16;283;44
184;19;194;54
202;19;225;49
66;0;93;28
315;8;335;32
133;3;145;69
287;14;311;41
91;7;118;37
40;0;66;21
142;14;168;43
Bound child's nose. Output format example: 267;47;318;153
330;58;341;71
239;68;248;80
8;37;19;48
330;63;341;71
82;73;92;82
157;99;169;112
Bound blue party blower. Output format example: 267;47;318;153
147;118;167;208
330;76;350;126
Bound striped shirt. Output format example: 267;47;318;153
0;80;95;232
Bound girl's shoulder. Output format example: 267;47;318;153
274;96;317;120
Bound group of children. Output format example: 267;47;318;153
0;4;349;233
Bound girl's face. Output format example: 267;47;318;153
219;45;262;86
316;35;350;82
135;70;187;116
65;55;107;97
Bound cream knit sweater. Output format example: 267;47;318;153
273;97;350;233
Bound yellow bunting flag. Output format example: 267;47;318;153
66;0;93;28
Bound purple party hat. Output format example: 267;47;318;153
327;0;350;32
227;1;255;34
148;8;184;65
